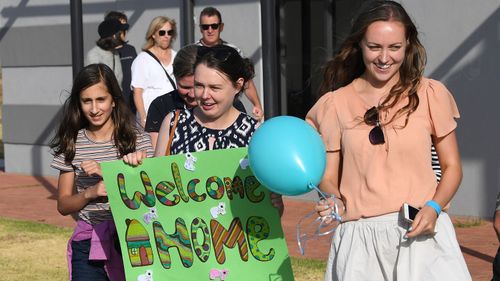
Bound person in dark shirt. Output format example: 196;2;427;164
105;11;137;113
145;45;198;148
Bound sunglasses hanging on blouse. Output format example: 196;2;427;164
364;106;385;145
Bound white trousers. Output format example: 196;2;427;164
325;212;472;281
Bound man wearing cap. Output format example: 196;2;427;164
105;11;137;113
86;18;129;87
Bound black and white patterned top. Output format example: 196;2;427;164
169;109;259;155
431;144;442;182
496;192;500;211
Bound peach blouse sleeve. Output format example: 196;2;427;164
426;79;460;138
305;93;341;152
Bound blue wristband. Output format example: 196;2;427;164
425;200;441;216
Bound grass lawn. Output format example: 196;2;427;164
0;217;326;281
0;218;72;281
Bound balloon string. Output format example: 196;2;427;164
295;183;343;255
307;183;342;222
296;210;331;255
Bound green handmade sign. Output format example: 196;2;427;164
101;147;294;281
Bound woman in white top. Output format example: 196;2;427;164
131;16;177;127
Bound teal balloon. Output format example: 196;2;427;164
248;116;326;196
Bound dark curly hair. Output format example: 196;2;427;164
195;45;255;89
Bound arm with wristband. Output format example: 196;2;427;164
406;132;462;238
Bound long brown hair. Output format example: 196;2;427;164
50;64;137;161
319;0;426;126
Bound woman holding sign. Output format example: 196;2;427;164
50;64;153;281
306;1;470;280
154;45;257;155
126;45;284;214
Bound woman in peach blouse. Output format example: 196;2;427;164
306;1;471;280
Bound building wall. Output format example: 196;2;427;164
1;0;76;176
402;0;500;218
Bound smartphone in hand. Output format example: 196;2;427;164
402;203;420;223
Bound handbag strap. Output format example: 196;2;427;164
165;109;181;156
145;50;177;90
